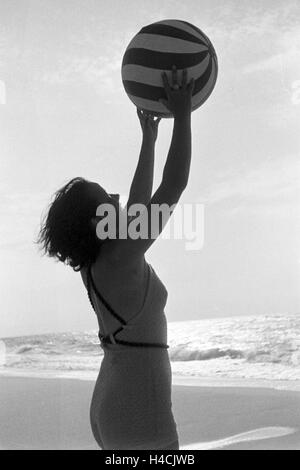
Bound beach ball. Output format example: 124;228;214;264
121;19;218;118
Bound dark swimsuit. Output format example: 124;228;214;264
86;262;169;349
86;260;178;450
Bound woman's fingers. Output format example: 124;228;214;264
137;107;162;123
137;108;148;121
172;65;178;87
162;66;190;92
187;77;195;95
161;71;171;94
182;69;187;89
146;114;160;125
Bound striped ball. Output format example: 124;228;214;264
121;19;218;118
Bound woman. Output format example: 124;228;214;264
37;66;194;450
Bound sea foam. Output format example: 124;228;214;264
1;313;299;383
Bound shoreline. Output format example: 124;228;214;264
0;367;300;392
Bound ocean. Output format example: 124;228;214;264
1;313;299;385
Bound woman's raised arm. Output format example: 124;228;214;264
107;66;195;263
125;109;161;209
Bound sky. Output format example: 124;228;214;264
0;0;299;337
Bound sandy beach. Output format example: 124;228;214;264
0;375;299;450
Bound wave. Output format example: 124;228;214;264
15;345;35;354
15;345;64;355
1;314;299;381
170;347;244;361
13;343;299;367
169;346;300;366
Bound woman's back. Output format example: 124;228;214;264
81;251;169;347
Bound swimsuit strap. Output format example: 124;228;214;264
87;263;126;325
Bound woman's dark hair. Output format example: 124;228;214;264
36;177;102;271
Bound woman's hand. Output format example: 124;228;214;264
159;65;195;119
137;108;161;143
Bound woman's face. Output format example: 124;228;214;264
87;182;121;238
